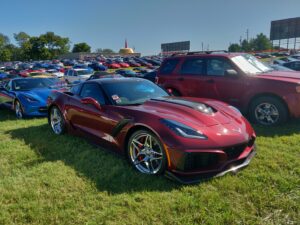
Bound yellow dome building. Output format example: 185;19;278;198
119;48;134;54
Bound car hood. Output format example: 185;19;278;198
18;88;52;103
258;70;300;82
122;97;237;128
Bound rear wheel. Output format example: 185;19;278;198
249;96;288;126
50;106;66;135
15;100;24;119
127;130;167;175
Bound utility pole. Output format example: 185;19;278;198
239;36;242;45
201;42;204;52
246;29;249;42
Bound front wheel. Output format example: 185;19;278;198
15;100;24;119
50;106;66;135
249;96;288;126
127;130;167;175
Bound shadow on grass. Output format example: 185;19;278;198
0;108;18;121
254;119;300;137
6;123;179;194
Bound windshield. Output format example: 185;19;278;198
231;54;272;75
77;70;91;76
102;79;169;105
12;78;61;91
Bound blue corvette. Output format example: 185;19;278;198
0;77;66;118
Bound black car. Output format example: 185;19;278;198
282;60;300;71
142;71;157;82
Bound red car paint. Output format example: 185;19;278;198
47;78;256;183
157;53;300;119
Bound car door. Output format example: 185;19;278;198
176;57;219;99
0;80;15;108
67;83;120;147
205;57;249;109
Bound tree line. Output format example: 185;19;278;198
0;31;116;62
228;33;273;52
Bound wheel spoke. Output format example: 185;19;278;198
132;139;143;147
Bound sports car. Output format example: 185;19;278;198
0;77;67;118
47;78;256;183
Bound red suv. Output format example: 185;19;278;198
157;52;300;125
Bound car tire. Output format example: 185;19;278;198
15;100;24;119
249;96;288;126
49;106;66;135
127;129;167;175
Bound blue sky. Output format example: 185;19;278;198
1;0;300;55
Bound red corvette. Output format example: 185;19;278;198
47;78;256;183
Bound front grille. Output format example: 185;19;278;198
38;107;47;112
184;153;220;171
223;143;247;160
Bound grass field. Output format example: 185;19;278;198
0;109;299;225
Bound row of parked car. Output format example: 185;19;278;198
0;51;299;182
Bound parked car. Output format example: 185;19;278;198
64;68;94;84
269;64;295;72
47;78;256;183
157;52;300;126
115;69;138;77
142;70;157;82
88;63;107;71
281;60;300;71
105;61;121;69
0;77;66;118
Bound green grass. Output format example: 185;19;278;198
0;109;299;225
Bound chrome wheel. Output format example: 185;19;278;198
254;102;279;125
50;107;63;134
15;101;23;119
129;132;164;174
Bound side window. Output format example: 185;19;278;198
292;62;300;70
5;80;12;91
160;59;179;74
80;83;106;105
180;58;204;75
207;58;233;76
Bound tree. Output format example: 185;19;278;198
95;48;115;54
228;43;241;52
39;32;70;58
252;33;272;51
72;42;91;53
14;32;30;47
0;33;10;48
0;48;12;62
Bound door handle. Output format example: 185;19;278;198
206;79;214;83
177;77;184;81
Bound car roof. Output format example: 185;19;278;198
167;52;243;60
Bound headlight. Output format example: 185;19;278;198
160;119;208;140
24;96;39;102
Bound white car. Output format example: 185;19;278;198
64;69;93;83
47;69;64;78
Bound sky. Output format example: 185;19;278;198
1;0;300;55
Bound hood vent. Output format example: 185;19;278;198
151;97;216;114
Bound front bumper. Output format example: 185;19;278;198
165;144;256;184
23;105;48;117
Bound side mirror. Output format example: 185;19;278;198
80;97;101;110
225;69;238;77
